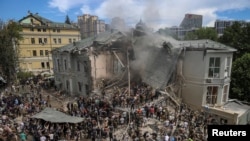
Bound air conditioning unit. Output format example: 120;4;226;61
206;79;212;83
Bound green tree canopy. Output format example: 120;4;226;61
184;27;218;41
219;22;250;60
0;20;22;82
230;53;250;102
218;22;250;102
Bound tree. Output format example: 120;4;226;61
230;53;250;102
218;22;250;102
184;27;218;41
65;15;71;24
219;22;250;60
0;19;22;83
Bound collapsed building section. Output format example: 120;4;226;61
52;26;250;124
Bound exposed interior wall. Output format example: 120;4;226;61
90;50;126;89
182;84;204;109
182;50;206;108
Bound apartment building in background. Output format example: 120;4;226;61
77;14;106;39
169;13;203;40
214;20;249;36
180;13;203;29
18;12;80;74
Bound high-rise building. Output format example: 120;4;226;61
214;20;249;36
168;13;203;40
180;13;203;29
77;14;106;39
18;11;80;74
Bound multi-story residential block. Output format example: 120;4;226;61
168;13;203;40
18;12;80;74
77;14;106;39
214;20;249;36
180;13;203;29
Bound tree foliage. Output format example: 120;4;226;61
230;53;250;102
0;20;22;82
218;22;250;102
184;27;218;41
65;15;71;24
219;22;250;60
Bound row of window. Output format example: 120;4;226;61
30;38;76;44
30;28;61;33
65;80;89;94
32;50;49;57
56;59;88;72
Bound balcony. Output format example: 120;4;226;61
205;78;229;84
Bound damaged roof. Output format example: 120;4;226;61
179;39;237;52
52;30;127;53
132;34;183;89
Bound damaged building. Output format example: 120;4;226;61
52;21;250;124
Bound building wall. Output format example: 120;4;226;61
182;50;233;109
52;51;91;96
90;50;126;89
182;51;206;108
52;47;126;96
19;15;80;74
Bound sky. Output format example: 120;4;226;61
1;0;250;30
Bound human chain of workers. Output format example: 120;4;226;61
0;79;218;141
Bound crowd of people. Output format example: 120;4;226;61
0;78;218;141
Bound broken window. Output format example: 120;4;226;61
33;50;37;56
206;86;218;105
83;61;88;72
44;38;47;44
77;61;81;71
58;38;61;44
64;59;67;71
223;85;228;102
85;84;89;95
78;82;82;92
224;57;231;78
40;50;43;56
41;62;45;69
53;38;57;44
208;57;220;78
46;62;50;68
45;50;49;56
57;59;60;72
66;80;70;90
39;38;43;44
31;38;35;44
